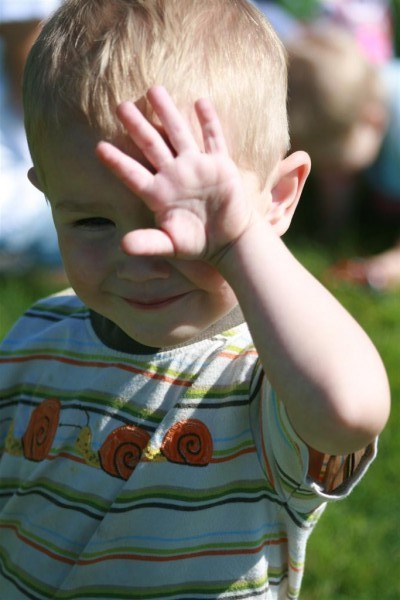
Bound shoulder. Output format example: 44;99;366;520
1;288;90;348
23;287;87;320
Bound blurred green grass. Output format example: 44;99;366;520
0;238;398;599
291;243;400;600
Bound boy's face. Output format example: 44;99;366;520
32;124;239;348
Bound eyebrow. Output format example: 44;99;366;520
54;200;111;213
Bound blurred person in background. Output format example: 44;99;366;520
256;1;399;290
0;0;62;274
257;0;394;60
287;19;399;290
315;0;400;290
319;0;394;64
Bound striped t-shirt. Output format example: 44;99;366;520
0;290;376;599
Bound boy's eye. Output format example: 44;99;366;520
74;217;115;229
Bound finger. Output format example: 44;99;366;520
195;98;229;155
121;229;175;257
147;86;198;154
96;141;154;198
116;101;173;170
122;213;207;258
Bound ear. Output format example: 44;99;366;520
267;151;311;236
27;167;44;191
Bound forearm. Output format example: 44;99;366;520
95;88;389;455
217;220;390;455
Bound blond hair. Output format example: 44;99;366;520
287;23;386;167
23;0;289;185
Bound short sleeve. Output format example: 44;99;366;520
307;442;377;498
250;369;377;514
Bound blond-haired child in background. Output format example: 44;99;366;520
287;21;400;289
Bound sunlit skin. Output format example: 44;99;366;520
29;86;390;455
31;122;243;348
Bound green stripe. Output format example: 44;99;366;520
115;479;276;505
1;514;286;571
0;547;56;599
28;300;87;317
79;530;287;560
51;576;270;600
212;438;255;458
185;382;250;400
1;518;79;562
1;476;277;512
1;477;110;513
0;545;285;600
1;384;166;425
0;347;198;380
0;551;289;600
52;568;282;600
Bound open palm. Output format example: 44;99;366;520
96;86;255;262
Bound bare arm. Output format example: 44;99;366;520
96;86;390;456
216;219;390;455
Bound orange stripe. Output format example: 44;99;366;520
76;537;289;565
1;523;75;565
2;354;192;386
219;349;258;359
47;452;89;465
211;446;257;463
289;557;304;573
1;523;288;566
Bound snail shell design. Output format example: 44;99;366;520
161;419;213;466
22;398;61;461
98;425;151;480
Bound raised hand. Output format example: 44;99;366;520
96;86;259;263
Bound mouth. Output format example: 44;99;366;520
123;292;190;311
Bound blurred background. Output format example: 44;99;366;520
1;1;399;598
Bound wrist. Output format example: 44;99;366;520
211;218;280;281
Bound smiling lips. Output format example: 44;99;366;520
123;292;190;310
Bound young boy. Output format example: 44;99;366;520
0;1;390;598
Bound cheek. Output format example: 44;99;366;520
58;236;108;289
175;260;235;296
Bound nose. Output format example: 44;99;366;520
117;253;171;282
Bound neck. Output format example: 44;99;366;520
90;306;244;355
